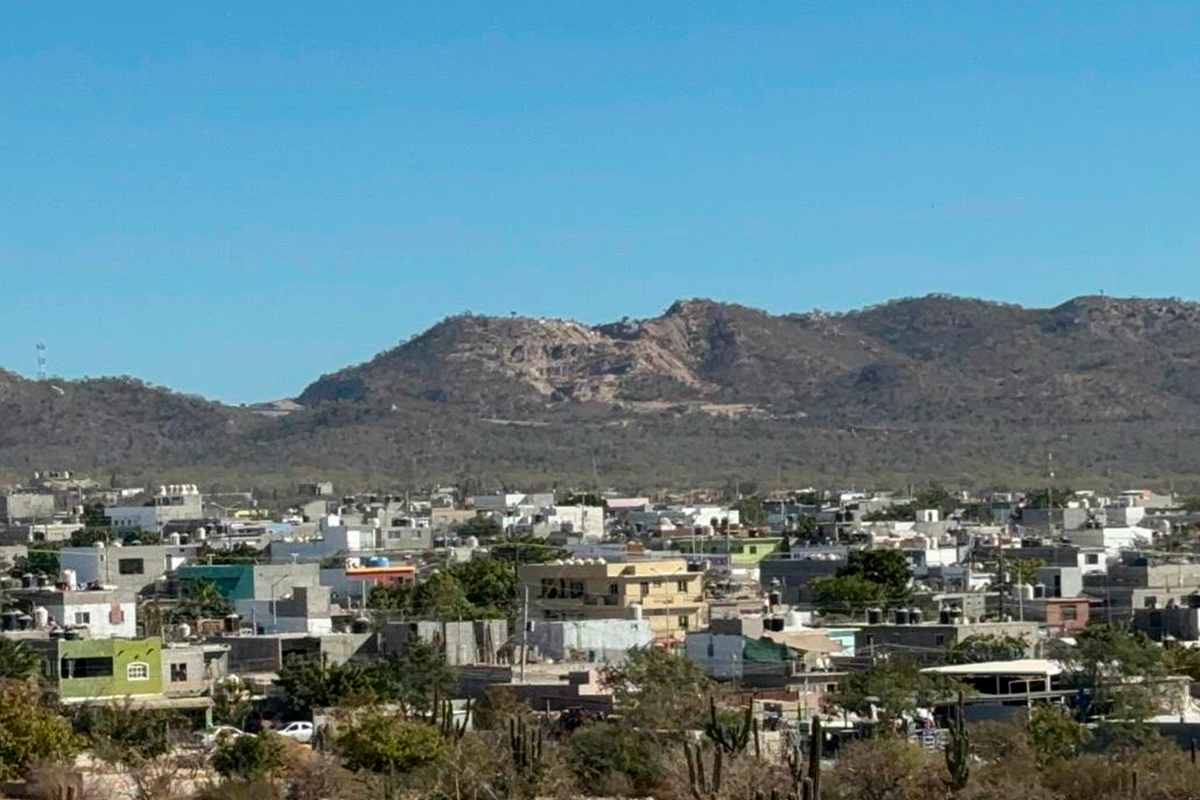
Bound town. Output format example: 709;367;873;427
2;472;1199;799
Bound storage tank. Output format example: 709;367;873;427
628;605;644;621
60;569;77;591
785;609;804;628
867;607;883;624
177;623;192;640
169;532;183;545
33;606;50;629
908;608;923;625
893;609;910;625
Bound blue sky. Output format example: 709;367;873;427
2;3;1199;402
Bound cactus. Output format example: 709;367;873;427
704;696;756;754
509;716;544;775
806;715;822;800
684;740;723;800
434;696;470;740
944;692;969;792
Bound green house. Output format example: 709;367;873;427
49;637;164;701
676;536;784;566
176;564;257;599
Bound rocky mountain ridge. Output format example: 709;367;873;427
5;294;1200;488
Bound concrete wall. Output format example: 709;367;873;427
525;619;653;662
0;492;56;522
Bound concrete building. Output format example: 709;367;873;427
60;543;201;597
519;557;706;643
105;485;205;532
177;562;323;630
854;619;1040;664
13;588;136;638
0;490;57;522
523;619;654;663
382;619;509;666
759;548;848;604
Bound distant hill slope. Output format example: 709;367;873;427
7;295;1200;489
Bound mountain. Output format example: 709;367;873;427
7;295;1200;490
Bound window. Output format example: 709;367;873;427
170;663;188;683
74;612;91;625
934;634;946;647
676;580;689;593
608;583;619;595
749;546;758;554
568;580;585;598
678;615;690;630
60;657;113;679
1085;554;1099;565
127;662;150;681
540;578;554;598
640;581;650;596
1061;605;1079;621
118;558;145;575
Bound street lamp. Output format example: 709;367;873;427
270;573;291;630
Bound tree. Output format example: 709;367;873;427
0;681;77;780
1007;558;1044;588
490;535;567;566
568;720;663;797
451;557;517;610
69;527;113;547
172;578;232;625
812;574;887;615
202;543;265;564
368;641;456;717
212;732;284;781
69;701;179;766
1024;487;1075;510
455;516;503;540
335;714;446;775
864;504;917;522
827;658;961;732
599;646;711;732
951;633;1030;664
838;550;912;602
212;677;253;730
561;492;603;506
733;495;766;526
0;639;42;680
1027;704;1091;767
914;482;959;516
274;657;374;716
1050;624;1171;724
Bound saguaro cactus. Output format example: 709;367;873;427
704;696;757;755
509;716;543;775
684;740;724;800
944;692;970;792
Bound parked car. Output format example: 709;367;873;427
200;726;246;748
277;721;314;744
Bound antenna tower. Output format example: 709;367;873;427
36;342;46;381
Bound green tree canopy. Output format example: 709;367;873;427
0;639;42;681
826;657;962;731
274;657;375;716
336;714;446;775
599;646;711;732
0;681;77;780
951;633;1031;664
837;549;912;601
368;640;456;717
811;574;887;616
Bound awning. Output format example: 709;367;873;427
760;630;842;654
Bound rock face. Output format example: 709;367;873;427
8;294;1200;487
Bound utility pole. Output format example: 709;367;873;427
519;583;529;684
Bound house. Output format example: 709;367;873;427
60;542;202;597
1133;595;1200;641
522;618;654;663
381;619;509;665
759;548;848;604
854;618;1040;664
685;617;840;685
320;560;416;607
0;490;57;522
105;484;205;533
519;557;706;643
177;562;323;630
12;588;136;638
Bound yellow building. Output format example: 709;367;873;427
518;557;706;643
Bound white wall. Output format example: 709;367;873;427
50;600;136;638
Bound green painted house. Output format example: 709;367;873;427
51;637;164;701
674;536;785;566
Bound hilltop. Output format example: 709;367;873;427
6;295;1200;489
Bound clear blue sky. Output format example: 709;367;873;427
3;3;1199;402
